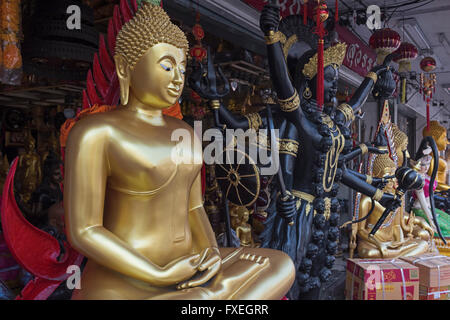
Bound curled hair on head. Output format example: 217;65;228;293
423;120;447;140
115;3;189;69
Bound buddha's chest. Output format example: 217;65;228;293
106;127;202;194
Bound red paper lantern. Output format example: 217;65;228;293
393;42;418;73
192;23;205;41
420;56;436;73
369;28;401;65
189;45;207;62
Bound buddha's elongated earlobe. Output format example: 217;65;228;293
114;55;131;106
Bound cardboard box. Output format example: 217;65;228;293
400;253;450;300
419;285;450;300
345;258;419;300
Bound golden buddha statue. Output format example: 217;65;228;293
229;205;242;231
64;3;294;300
229;205;258;247
16;132;42;205
235;207;258;248
423;121;450;191
356;153;433;259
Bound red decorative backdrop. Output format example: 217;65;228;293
336;25;376;77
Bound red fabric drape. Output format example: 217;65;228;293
335;0;339;23
316;6;324;110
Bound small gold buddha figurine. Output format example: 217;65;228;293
423;121;450;191
65;3;294;300
229;205;258;247
229;205;242;230
16;132;42;205
356;153;433;259
235;207;258;248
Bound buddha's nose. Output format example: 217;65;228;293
173;69;183;85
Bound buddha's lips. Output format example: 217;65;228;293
167;88;180;97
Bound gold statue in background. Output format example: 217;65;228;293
356;153;432;258
423;121;449;191
355;124;435;259
230;206;258;247
392;124;436;242
65;3;294;300
17;132;42;205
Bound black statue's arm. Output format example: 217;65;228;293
279;122;299;191
214;101;250;130
343;144;387;162
214;102;281;131
275;121;299;222
346;169;393;188
265;42;295;100
341;166;395;207
334;77;376;127
335;54;396;126
346;169;374;184
347;78;375;110
260;4;303;125
259;5;294;100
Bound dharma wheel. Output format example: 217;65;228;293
215;147;261;207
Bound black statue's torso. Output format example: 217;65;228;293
284;102;345;196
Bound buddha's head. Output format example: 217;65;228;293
373;154;398;193
423;121;449;151
238;207;250;223
114;4;189;108
392;124;409;166
25;134;36;152
230;205;250;228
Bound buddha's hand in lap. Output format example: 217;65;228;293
162;253;203;285
387;241;405;249
176;247;222;290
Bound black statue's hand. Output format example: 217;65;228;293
188;47;230;102
260;2;280;35
370;53;396;75
378;191;399;208
372;53;398;99
276;192;297;222
372;176;394;190
373;70;396;100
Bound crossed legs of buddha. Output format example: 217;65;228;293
72;247;295;300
